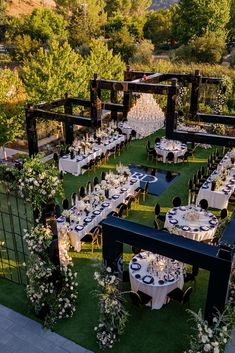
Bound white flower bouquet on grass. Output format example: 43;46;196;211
93;266;129;349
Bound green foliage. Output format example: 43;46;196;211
23;8;68;42
130;39;154;65
108;26;136;62
144;8;175;47
55;0;107;47
227;0;235;39
21;40;87;103
105;0;151;17
0;69;27;146
172;32;226;64
231;48;235;67
8;34;41;63
174;0;231;44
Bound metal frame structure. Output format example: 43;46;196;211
0;189;34;284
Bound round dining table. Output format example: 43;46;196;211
155;138;187;163
129;251;184;309
164;205;219;241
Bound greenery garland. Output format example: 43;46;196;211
94;266;129;349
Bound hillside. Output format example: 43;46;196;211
6;0;55;17
150;0;178;9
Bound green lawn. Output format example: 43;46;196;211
0;129;233;353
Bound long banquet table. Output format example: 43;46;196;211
196;152;235;210
164;205;218;242
59;134;125;176
57;177;140;251
129;251;184;309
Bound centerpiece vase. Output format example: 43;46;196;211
211;181;216;191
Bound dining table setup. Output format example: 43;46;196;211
58;126;125;176
196;150;235;210
129;251;184;309
155;138;188;163
57;166;140;252
164;204;219;242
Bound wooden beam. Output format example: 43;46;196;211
101;102;124;112
34;98;67;111
196;113;235;125
171;130;235;147
32;109;92;126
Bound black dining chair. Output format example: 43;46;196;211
184;266;199;289
166;151;175;164
53;152;59;167
79;186;86;199
155;137;161;144
220;208;227;220
167;286;193;307
172;196;181;208
93;176;99;186
132;246;142;255
86;181;93;194
62;198;69;210
154;203;166;223
71;192;78;206
101;171;106;180
199;199;208;210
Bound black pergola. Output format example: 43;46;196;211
102;213;235;323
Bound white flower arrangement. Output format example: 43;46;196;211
185;265;235;353
94;266;129;349
18;153;63;211
24;224;78;329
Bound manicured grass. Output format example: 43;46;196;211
0;129;233;353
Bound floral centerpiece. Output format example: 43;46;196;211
18;153;63;212
94;266;129;349
183;210;200;222
211;175;222;191
24;224;78;328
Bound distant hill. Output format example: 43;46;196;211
6;0;55;17
150;0;178;9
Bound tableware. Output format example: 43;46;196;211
57;216;65;223
135;274;141;279
169;210;176;215
169;219;178;225
131;263;141;271
164;274;175;282
200;225;210;231
202;185;209;189
182;226;190;231
142;275;154;284
158;280;164;285
179;206;186;211
93;210;101;215
102;202;110;207
121;188;127;192
62;156;68;159
112;195;120;199
84;217;92;223
75;225;84;231
194;228;199;232
132;258;138;263
77;156;83;161
209;220;217;225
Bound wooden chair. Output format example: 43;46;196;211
166;151;174;164
82;226;102;253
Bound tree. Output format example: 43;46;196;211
108;26;137;63
55;0;107;47
130;39;154;65
144;8;175;48
173;0;231;44
23;8;68;42
227;0;235;39
0;69;27;156
85;37;125;88
21;41;87;103
104;0;151;17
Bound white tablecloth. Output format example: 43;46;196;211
59;135;125;176
57;178;140;251
196;153;235;210
164;205;218;241
155;139;187;163
129;252;184;309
